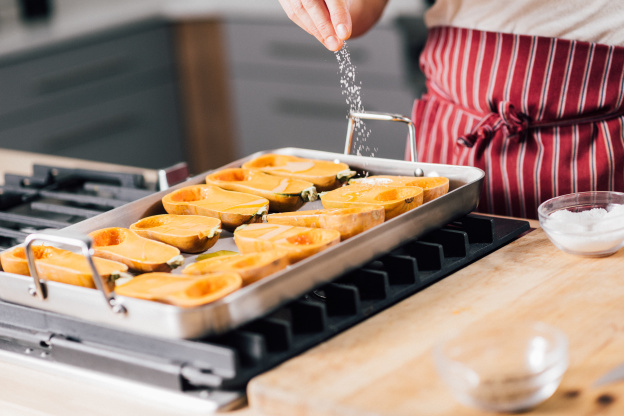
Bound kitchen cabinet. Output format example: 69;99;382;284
0;19;191;170
224;18;422;161
0;8;424;171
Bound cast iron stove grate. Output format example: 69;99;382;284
0;214;530;409
0;165;153;250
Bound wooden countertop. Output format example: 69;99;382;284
246;221;624;416
1;215;623;415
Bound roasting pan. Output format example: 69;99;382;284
0;112;485;339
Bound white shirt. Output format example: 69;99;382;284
424;0;624;46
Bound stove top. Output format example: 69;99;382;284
0;162;187;250
0;151;530;411
0;213;530;410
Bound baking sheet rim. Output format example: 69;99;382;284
0;148;485;339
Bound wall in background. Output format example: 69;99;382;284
0;1;428;171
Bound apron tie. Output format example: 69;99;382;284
457;101;530;148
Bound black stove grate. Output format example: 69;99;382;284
0;165;154;249
0;214;530;403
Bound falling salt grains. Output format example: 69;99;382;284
336;42;376;157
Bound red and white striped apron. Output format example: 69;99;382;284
411;26;624;219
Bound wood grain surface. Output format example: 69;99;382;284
247;226;624;416
173;19;237;175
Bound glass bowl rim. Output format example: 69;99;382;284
433;321;569;376
538;191;624;222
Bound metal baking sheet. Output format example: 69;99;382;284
0;148;484;339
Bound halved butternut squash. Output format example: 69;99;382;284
115;272;242;308
320;184;424;220
130;214;221;253
350;175;449;203
89;227;183;273
234;223;340;264
266;206;385;240
205;168;317;212
241;153;356;191
162;184;268;231
196;250;238;261
182;250;289;286
0;245;128;289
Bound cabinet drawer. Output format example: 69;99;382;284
224;19;406;78
232;78;415;161
0;84;185;169
0;23;174;116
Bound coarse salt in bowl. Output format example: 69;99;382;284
538;191;624;257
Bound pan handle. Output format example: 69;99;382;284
344;111;417;162
24;230;127;315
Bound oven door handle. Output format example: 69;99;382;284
24;230;127;315
344;111;418;162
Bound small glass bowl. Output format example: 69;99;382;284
538;191;624;257
434;321;569;413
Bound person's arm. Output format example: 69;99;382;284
277;0;390;51
350;0;390;38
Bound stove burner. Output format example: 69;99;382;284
0;165;155;249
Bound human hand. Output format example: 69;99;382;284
278;0;353;51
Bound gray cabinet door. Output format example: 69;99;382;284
0;25;174;116
232;78;414;160
0;84;184;169
0;21;184;169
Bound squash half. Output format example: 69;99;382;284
266;206;385;240
183;250;289;286
162;184;268;231
242;153;356;191
350;175;449;203
130;214;221;253
205;168;317;212
320;184;424;220
0;245;128;289
116;272;242;308
234;223;340;263
89;227;183;272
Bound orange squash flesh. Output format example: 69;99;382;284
89;227;183;273
320;184;424;220
130;214;221;253
0;245;128;289
241;153;356;191
233;223;340;264
162;184;268;232
115;272;242;308
349;175;449;203
205;168;317;212
266;206;385;240
182;250;289;286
